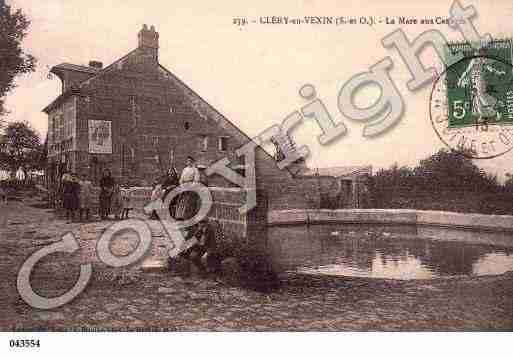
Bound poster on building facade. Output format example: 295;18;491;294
88;120;112;153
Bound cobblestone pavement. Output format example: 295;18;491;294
1;193;512;331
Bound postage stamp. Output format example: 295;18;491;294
430;39;513;159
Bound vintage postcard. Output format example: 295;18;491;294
0;0;512;355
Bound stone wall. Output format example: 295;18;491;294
268;208;513;247
208;187;267;243
253;148;320;211
85;185;268;243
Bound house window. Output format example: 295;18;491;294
218;136;228;151
199;135;208;152
130;96;139;127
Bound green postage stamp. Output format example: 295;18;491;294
430;39;513;159
445;39;513;128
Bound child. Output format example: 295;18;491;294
120;187;133;219
111;184;123;220
149;181;163;220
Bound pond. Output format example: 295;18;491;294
266;225;513;280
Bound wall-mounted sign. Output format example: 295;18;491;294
88;120;112;154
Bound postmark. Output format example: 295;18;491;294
430;39;513;159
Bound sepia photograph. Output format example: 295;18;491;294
0;0;512;356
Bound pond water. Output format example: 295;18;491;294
267;225;513;280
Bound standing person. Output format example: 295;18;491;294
61;172;70;220
120;187;132;219
111;184;123;220
149;179;164;220
60;171;71;213
175;156;200;220
78;173;93;222
70;173;81;220
62;172;79;223
99;168;115;220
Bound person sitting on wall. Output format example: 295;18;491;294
162;167;179;196
175;156;200;220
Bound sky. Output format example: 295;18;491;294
4;0;513;179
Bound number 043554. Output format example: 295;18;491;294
9;339;40;348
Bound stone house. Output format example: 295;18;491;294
299;166;373;208
43;25;319;211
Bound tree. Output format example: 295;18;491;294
0;3;37;119
0;121;42;178
413;149;487;191
369;149;506;211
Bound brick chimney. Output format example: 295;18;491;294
138;24;159;61
89;61;103;69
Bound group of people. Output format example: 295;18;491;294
149;156;202;221
59;156;217;274
149;156;220;274
60;169;131;223
60;155;203;225
61;172;92;223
